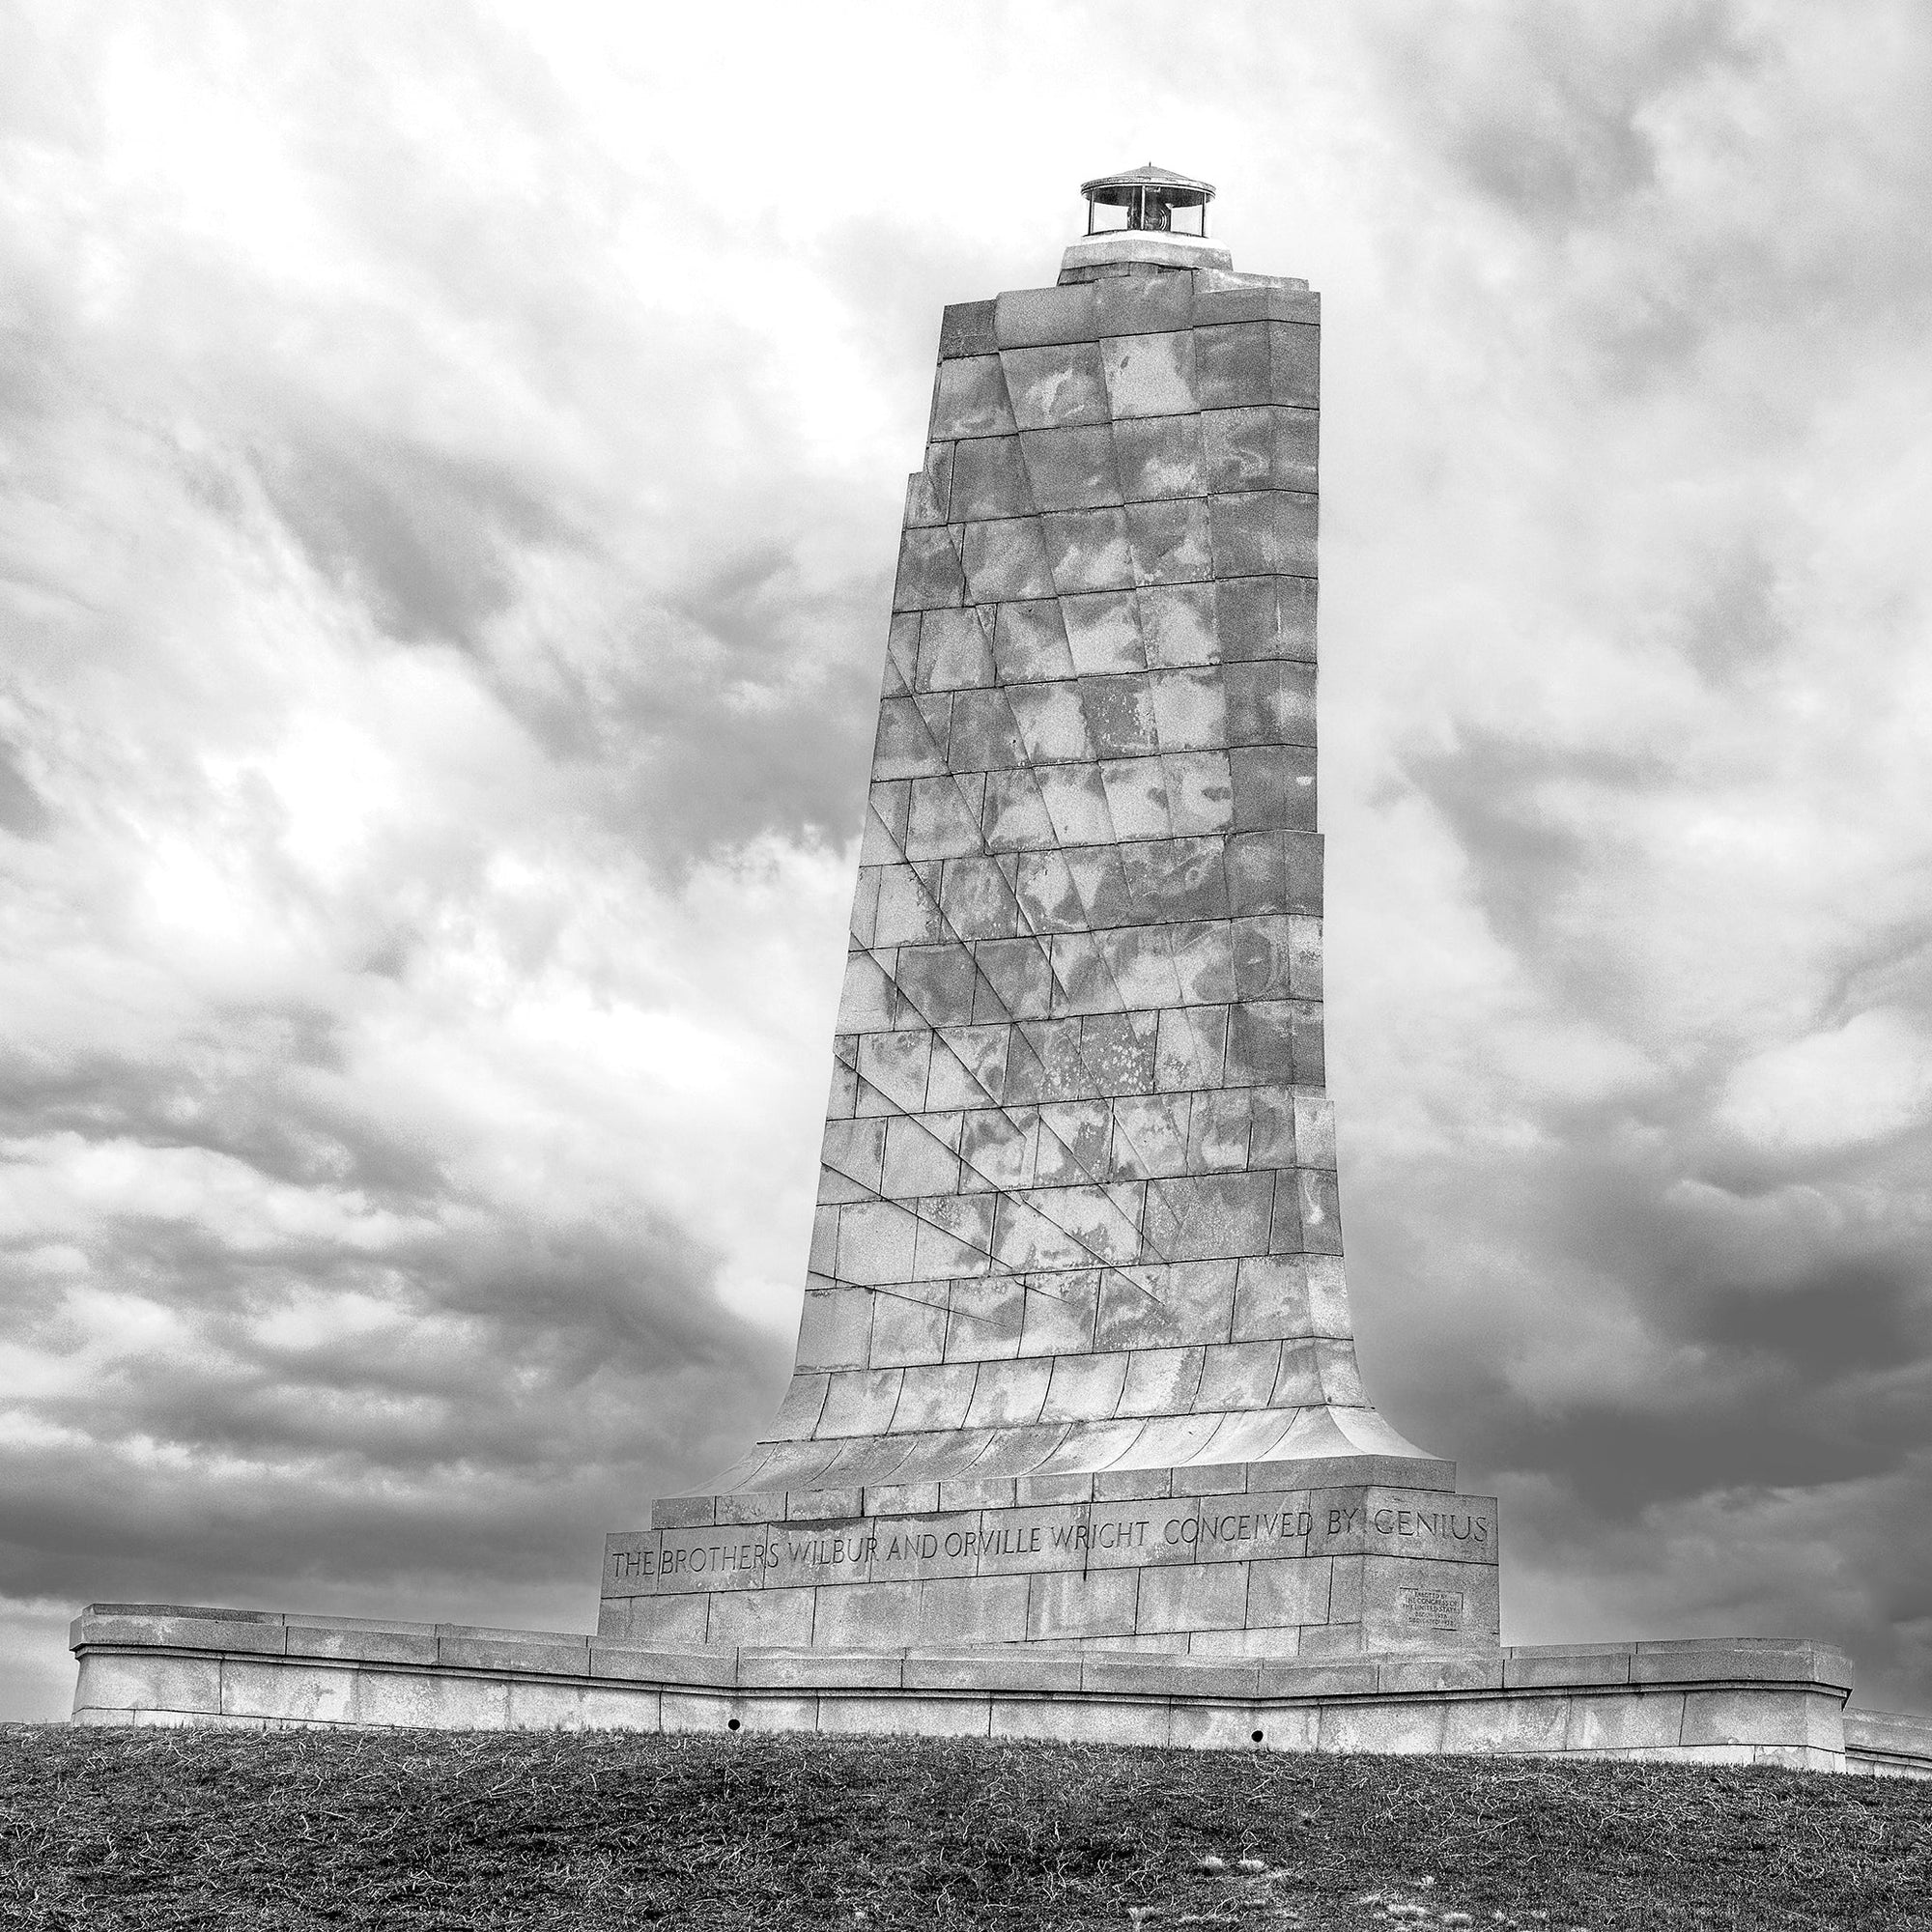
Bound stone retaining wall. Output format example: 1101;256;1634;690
70;1604;1921;1776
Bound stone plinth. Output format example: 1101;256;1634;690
601;1468;1497;1658
605;242;1499;1659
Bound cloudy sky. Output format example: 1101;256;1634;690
4;0;1931;1722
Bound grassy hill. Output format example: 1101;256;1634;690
3;1725;1929;1929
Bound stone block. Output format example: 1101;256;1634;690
1149;667;1227;753
1041;507;1135;594
787;1485;866;1522
1630;1638;1853;1690
1268;323;1321;407
945;1275;1027;1360
1144;1173;1274;1262
1114;414;1206;502
939;690;1024;776
1060;594;1146;680
1081;1654;1250;1700
1001;342;1110;429
867;1289;950;1368
1008;679;1096;763
930;355;1014;439
1080;1009;1160;1094
893;526;966;612
1186;1626;1301;1660
951;435;1037;521
1681;1688;1842;1751
809;1580;922;1649
904;442;952;527
1120;838;1228;924
1228;745;1316;834
939;855;1020;940
890;1360;980;1431
1316;1700;1450;1755
973;936;1052;1022
991;597;1077;680
1098;757;1171;840
1844;1708;1932;1766
355;1670;511;1730
1189;1701;1315;1751
1502;1644;1634;1690
939;299;997;359
1079;672;1159;756
1194;282;1317;326
218;1660;360;1724
74;1652;221;1718
439;1634;590;1678
963;1357;1054;1430
617;1596;710;1648
1027;1568;1141;1641
677;1691;823;1736
1170;1455;1246;1494
1271;409;1320;492
919;1575;1031;1645
738;1648;902;1690
1109;1257;1237;1347
705;1590;817;1649
917;606;997;692
1139;586;1219;670
1194;323;1272;409
874;693;952;780
995;282;1098;349
990;1695;1167;1747
1308;1492;1500;1566
521;1682;660;1732
1254;1656;1380;1698
1101;330;1197;417
1094;272;1195;338
869;864;942;947
1296;1168;1342;1254
1155;1007;1229;1094
1441;1693;1573;1756
1126;498;1212;585
962;516;1055;603
281;1622;440;1669
1136;1562;1249;1634
1564;1690;1688;1752
81;1609;286;1657
765;1376;835;1453
817;1691;993;1738
1020;425;1122;510
1246;1556;1334;1628
1378;1653;1505;1694
902;1655;1068;1703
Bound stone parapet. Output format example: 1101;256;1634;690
71;1603;1887;1775
1845;1707;1932;1778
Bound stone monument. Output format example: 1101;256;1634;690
600;163;1500;1662
74;170;1918;1775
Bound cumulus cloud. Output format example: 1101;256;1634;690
1;0;1929;1719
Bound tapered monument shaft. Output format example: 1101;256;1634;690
604;171;1498;1658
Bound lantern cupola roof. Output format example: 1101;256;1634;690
1079;162;1216;232
1061;160;1232;281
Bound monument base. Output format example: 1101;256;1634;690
604;1457;1498;1659
69;1604;1932;1777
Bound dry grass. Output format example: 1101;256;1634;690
1;1724;1929;1929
